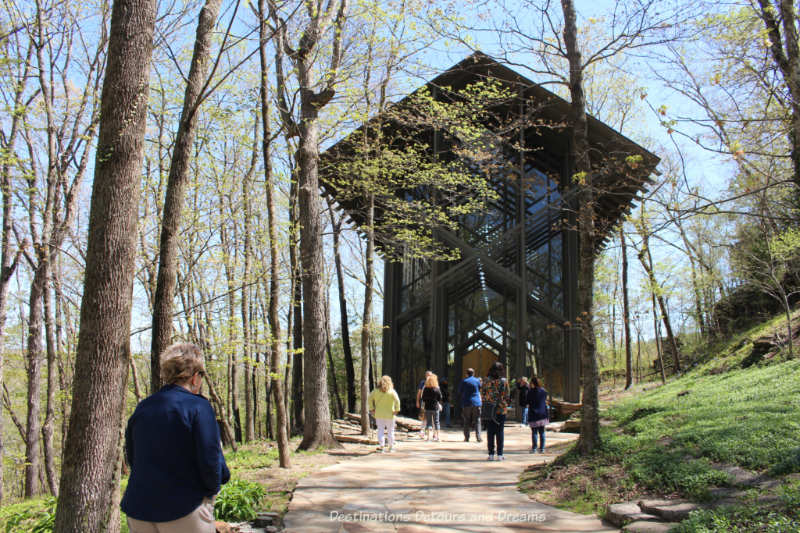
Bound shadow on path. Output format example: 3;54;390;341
282;425;620;532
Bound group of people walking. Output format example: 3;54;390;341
458;362;550;460
368;361;550;461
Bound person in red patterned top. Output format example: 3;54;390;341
481;361;510;461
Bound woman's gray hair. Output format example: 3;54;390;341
160;342;205;385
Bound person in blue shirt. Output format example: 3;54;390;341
458;368;482;442
122;343;230;532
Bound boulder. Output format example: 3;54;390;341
606;502;661;528
623;520;676;533
638;498;700;521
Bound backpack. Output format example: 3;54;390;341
481;378;507;424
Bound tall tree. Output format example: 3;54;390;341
150;0;222;391
0;28;32;504
269;0;349;449
53;0;156;528
258;0;290;465
20;0;108;495
620;225;634;389
560;0;601;454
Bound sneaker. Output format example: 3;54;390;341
530;448;536;454
433;436;440;442
376;446;383;452
539;449;545;454
487;454;495;461
498;455;505;461
387;446;394;453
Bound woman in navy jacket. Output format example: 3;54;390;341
122;343;230;532
526;377;549;453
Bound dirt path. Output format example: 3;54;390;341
282;424;620;532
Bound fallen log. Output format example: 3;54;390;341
343;412;421;431
334;434;378;445
551;399;582;418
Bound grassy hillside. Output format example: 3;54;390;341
521;312;800;531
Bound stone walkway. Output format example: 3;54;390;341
283;424;619;532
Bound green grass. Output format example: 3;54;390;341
0;497;130;533
672;480;800;532
521;312;800;525
607;358;800;474
226;443;281;472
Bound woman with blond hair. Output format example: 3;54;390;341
368;375;401;453
421;373;443;441
122;343;230;532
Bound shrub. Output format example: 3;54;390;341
215;478;266;522
0;497;56;533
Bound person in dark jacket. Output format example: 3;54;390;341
459;368;482;442
526;376;549;453
421;373;443;441
517;376;530;426
440;378;451;427
122;343;230;532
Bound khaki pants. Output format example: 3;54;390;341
127;499;215;533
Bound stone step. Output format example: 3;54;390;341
623;520;676;533
606;502;661;528
638;498;701;522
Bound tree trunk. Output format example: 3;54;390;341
756;0;800;195
638;242;681;373
620;227;633;389
325;287;344;419
561;0;600;455
329;206;356;413
220;201;242;442
203;373;237;451
257;10;290;462
296;110;338;450
24;266;47;497
289;183;304;434
150;0;222;392
53;0;156;528
242;118;258;443
42;281;59;496
360;194;375;435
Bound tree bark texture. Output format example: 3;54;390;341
297;114;338;449
42;281;59;496
24;266;46;496
53;0;156;529
150;0;222;392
